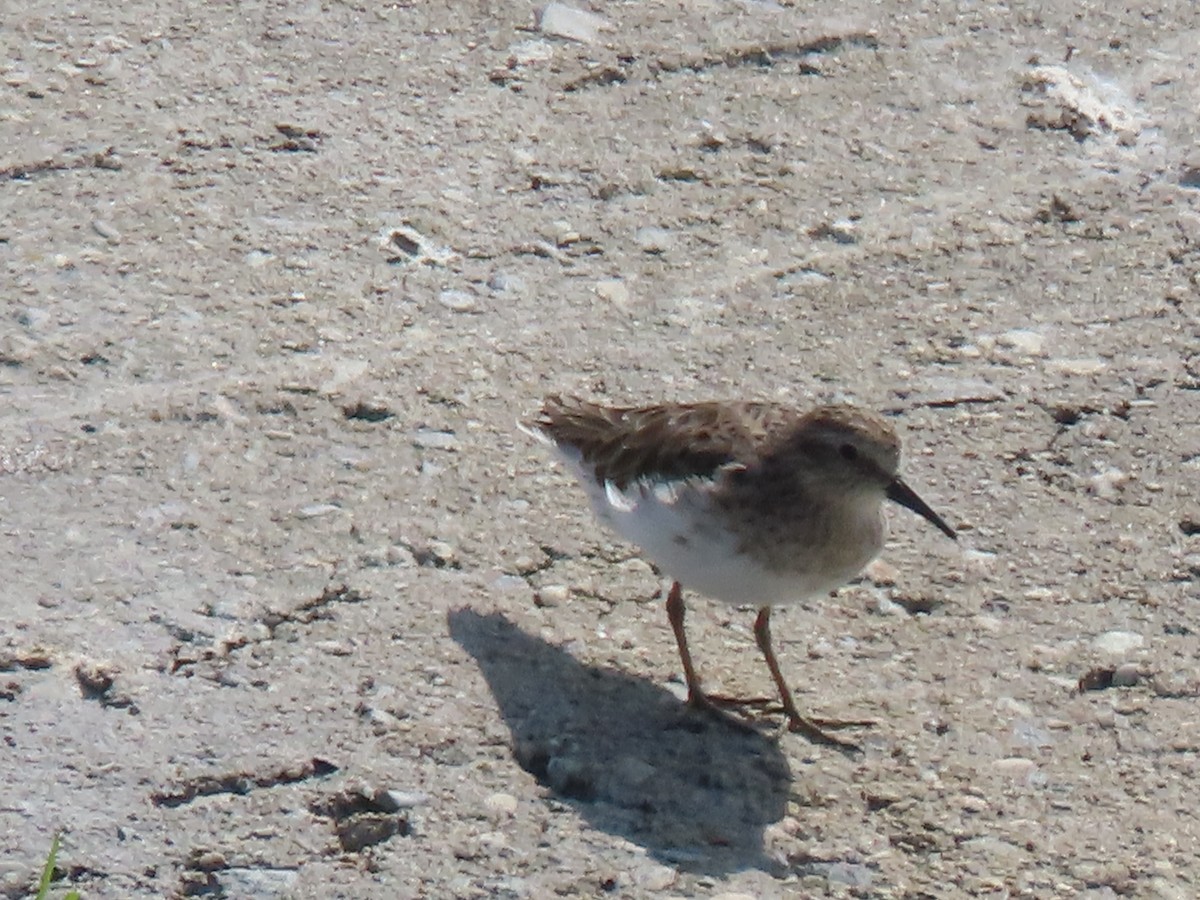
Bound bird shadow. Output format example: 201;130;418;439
447;608;792;876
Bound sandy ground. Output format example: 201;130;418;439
3;1;1200;897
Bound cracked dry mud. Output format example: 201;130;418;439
3;1;1200;898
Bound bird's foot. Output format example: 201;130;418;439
682;689;764;734
805;714;877;729
702;693;778;710
786;713;866;753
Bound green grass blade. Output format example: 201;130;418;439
35;833;61;900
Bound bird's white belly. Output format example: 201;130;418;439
564;461;865;606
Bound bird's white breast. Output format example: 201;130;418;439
550;446;883;606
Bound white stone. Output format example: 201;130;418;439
997;329;1046;356
297;503;341;519
484;792;518;816
824;219;858;243
1092;630;1144;655
425;541;457;567
634;226;673;253
595;279;630;309
412;429;460;451
537;3;610;43
535;584;570;607
1046;357;1106;376
437;289;477;313
383;790;430;809
1088;467;1129;500
632;862;677;891
509;39;555;66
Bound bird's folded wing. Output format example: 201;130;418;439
527;395;782;489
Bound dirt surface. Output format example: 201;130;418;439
3;1;1200;897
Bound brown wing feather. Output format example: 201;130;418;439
528;395;800;488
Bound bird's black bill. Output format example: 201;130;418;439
886;478;957;540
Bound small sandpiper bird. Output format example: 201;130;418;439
523;395;957;749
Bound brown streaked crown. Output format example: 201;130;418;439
784;405;902;482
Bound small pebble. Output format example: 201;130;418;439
960;794;989;813
632;862;677;891
511;555;540;575
421;541;457;568
383;790;430;810
1070;861;1131;888
507;41;554;68
387;545;416;566
864;590;902;616
864;558;899;586
412;429;460;451
335;815;406;852
1046;357;1106;376
297;504;341;519
780;268;833;287
363;707;402;731
488;271;523;293
359;548;390;568
75;660;116;698
190;849;227;871
813;219;858;244
91;219;121;242
617;557;654;577
1088;468;1129;500
216;868;299;897
546;220;580;246
1110;662;1141;687
1092;630;1144;655
379;226;456;266
484;792;518;816
996;329;1045;356
537;2;610;43
535;584;570;608
437;289;477;313
594;278;630;309
633;226;673;254
962;549;998;574
0;334;38;365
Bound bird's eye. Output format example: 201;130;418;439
839;443;858;461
